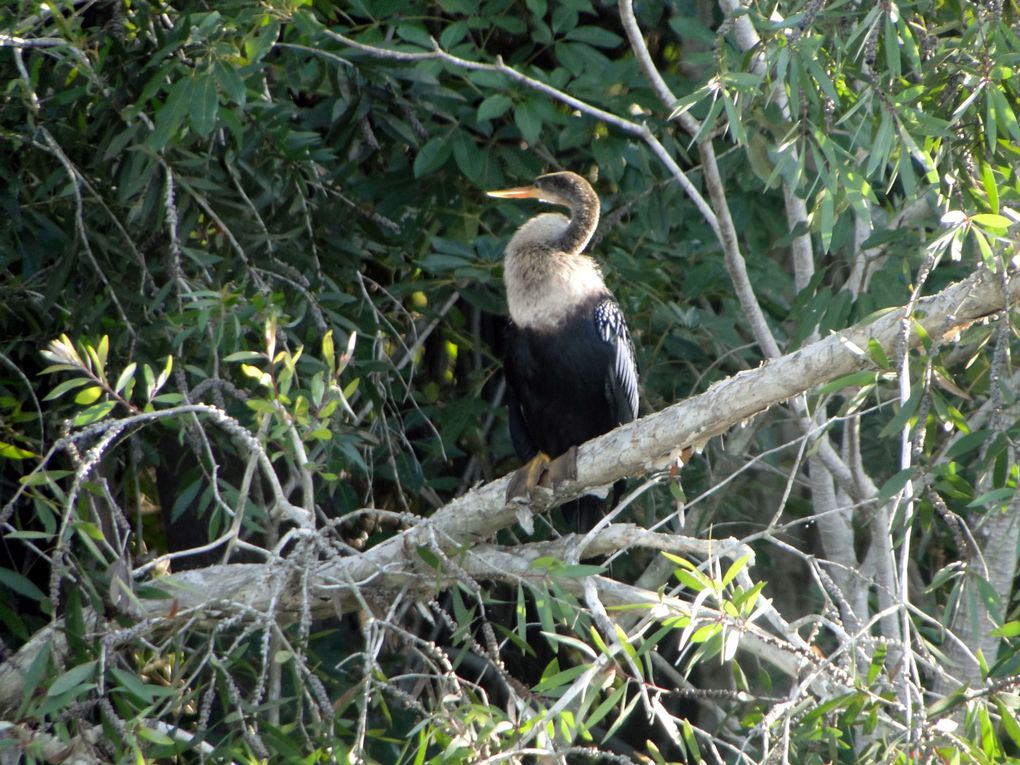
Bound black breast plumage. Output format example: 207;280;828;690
505;293;639;465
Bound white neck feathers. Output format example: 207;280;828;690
503;214;608;330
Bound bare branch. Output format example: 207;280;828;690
315;31;721;239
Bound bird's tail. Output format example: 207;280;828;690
562;495;604;533
562;480;627;533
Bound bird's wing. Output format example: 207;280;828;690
594;297;639;423
506;384;539;462
504;322;539;462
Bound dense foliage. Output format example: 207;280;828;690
1;0;1019;762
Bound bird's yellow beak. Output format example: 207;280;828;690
486;185;541;199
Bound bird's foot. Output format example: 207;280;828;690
540;445;578;488
505;446;578;503
506;452;551;502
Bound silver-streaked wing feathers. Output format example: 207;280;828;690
594;298;639;422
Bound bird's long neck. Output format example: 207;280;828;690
503;214;608;331
557;181;600;254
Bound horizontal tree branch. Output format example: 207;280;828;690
1;266;1016;716
158;266;1020;616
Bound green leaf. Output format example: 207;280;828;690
74;520;106;541
691;94;725;143
245;18;280;63
18;641;51;714
878;388;923;439
668;480;686;503
945;429;993;459
535;588;556;637
720;554;751;588
721;90;746;146
451;132;485;185
971;213;1012;230
113;362;136;395
109;667;177;702
669;84;712;120
867;643;887;685
0;441;36;460
557;564;607;578
674;568;710;593
967;487;1015;508
927;561;965;591
214;60;246;106
990;86;1020;142
42;377;92;401
533;663;588;693
95;335;109;369
3;531;51;541
19;469;73;486
526;0;547;16
551;4;578;33
583;683;626;731
565;26;623;48
190;72;219;137
985;89;998;151
48;661;96;696
152;393;184;405
974;229;994;266
148;76;193;151
477;94;513;122
815;370;879;397
866;112;893;178
733;580;766;617
395;23;433;49
982;163;1000;214
883;16;901;80
817;188;834;252
73;401;116;426
416;545;442;570
413;136;452;178
990;621;1020;639
867;339;891;369
682;719;701;760
137;726;175;746
0;567;46;601
877;468;913;504
995;699;1020;750
74;386;103;406
223;351;263;362
514;99;543;145
439;20;467;49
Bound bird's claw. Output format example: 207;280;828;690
542;446;578;487
505;447;578;503
506;452;551;502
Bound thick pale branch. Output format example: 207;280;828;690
1;267;1015;716
94;268;1020;617
73;271;1020;614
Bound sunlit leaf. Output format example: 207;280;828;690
42;377;92;401
74;386;103;405
73;401;116;426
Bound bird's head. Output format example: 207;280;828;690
487;171;595;210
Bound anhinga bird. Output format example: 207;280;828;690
487;171;639;531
